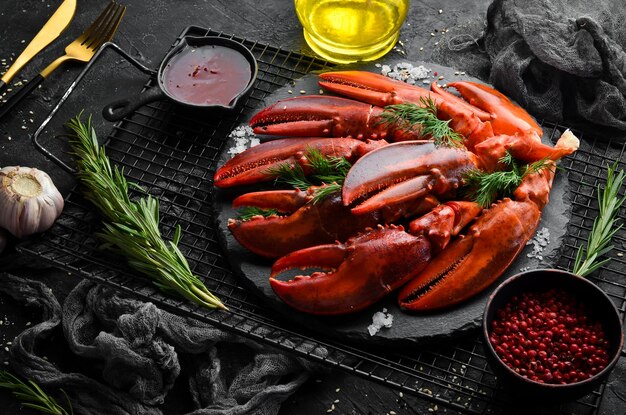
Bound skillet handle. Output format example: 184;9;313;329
102;86;166;121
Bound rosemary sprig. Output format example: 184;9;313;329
463;154;553;208
236;207;281;221
573;161;626;277
65;115;227;311
378;97;465;149
0;371;73;415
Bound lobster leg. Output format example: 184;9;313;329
409;201;482;253
443;81;544;138
473;129;580;171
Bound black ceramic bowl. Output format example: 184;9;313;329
482;269;624;402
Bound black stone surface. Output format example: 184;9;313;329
214;63;573;347
1;1;625;414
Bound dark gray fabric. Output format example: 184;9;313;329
1;273;320;415
432;0;626;132
2;273;157;415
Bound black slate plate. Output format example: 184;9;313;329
213;60;572;347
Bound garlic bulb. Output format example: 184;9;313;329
0;166;64;238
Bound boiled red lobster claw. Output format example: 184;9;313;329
318;71;493;122
341;141;479;215
249;95;423;141
340;133;579;216
270;225;433;315
398;163;557;311
270;200;481;315
214;137;386;188
318;71;544;148
228;186;381;258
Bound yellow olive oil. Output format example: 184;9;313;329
295;0;409;63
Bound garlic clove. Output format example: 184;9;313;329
0;166;64;238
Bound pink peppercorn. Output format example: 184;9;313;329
489;289;610;384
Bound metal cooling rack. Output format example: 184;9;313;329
17;26;626;415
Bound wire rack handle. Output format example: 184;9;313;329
31;41;156;174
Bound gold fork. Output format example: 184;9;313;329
0;1;126;119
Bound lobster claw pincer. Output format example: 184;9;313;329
342;141;480;214
319;71;492;121
214;137;385;188
398;166;556;311
229;188;381;258
249;95;420;141
269;225;433;315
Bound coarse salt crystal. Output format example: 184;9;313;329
367;308;394;336
526;227;550;260
227;125;258;156
381;62;431;84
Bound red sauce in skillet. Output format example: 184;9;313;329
163;44;251;106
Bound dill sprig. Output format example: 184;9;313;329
265;162;310;190
306;148;352;184
0;371;73;415
244;148;349;218
573;161;626;277
66;115;227;311
463;154;553;208
236;207;281;221
378;97;465;149
311;182;343;204
264;147;351;203
464;169;522;208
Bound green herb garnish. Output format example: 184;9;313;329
0;371;73;415
311;182;343;204
265;147;351;202
266;162;309;190
463;154;553;208
378;97;465;149
305;148;352;185
573;161;626;277
66;115;226;311
236;207;282;221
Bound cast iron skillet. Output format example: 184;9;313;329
102;36;258;121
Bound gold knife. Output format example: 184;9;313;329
0;0;77;94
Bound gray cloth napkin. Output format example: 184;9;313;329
433;0;626;132
1;273;318;415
